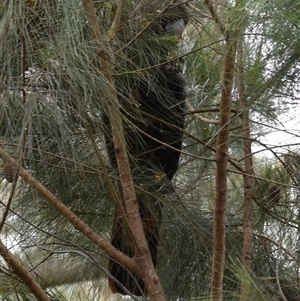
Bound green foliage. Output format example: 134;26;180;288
1;0;300;300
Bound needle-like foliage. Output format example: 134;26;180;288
1;0;300;300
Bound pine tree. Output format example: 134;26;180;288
1;0;300;300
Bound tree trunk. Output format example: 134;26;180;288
238;38;254;301
211;33;237;301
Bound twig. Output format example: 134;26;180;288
203;0;227;37
186;100;219;124
140;111;244;173
108;0;127;39
116;2;173;55
0;25;29;232
115;38;225;76
187;2;212;19
253;232;298;262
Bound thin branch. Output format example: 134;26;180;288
248;47;300;103
84;122;126;211
187;2;213;19
0;148;135;274
253;232;298;262
140;110;245;173
115;38;225;76
108;0;127;39
116;0;181;55
186;100;220;124
8;218;139;301
0;29;28;232
0;180;18;232
238;36;254;301
275;238;289;301
203;0;226;37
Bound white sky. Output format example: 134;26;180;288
254;104;300;157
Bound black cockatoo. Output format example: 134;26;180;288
105;0;189;296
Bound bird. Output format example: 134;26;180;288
105;1;189;295
161;0;189;37
107;63;186;296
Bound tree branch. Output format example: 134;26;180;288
211;33;237;301
237;38;254;301
0;239;51;301
186;100;220;124
203;0;226;37
108;0;127;39
0;148;135;277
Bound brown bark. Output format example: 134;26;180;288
203;0;226;36
238;38;254;301
82;0;166;300
211;34;237;301
0;239;51;301
0;149;135;272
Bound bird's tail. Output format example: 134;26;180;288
108;200;161;296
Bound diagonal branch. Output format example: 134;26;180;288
108;0;127;39
203;0;226;37
0;239;51;301
0;148;135;277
